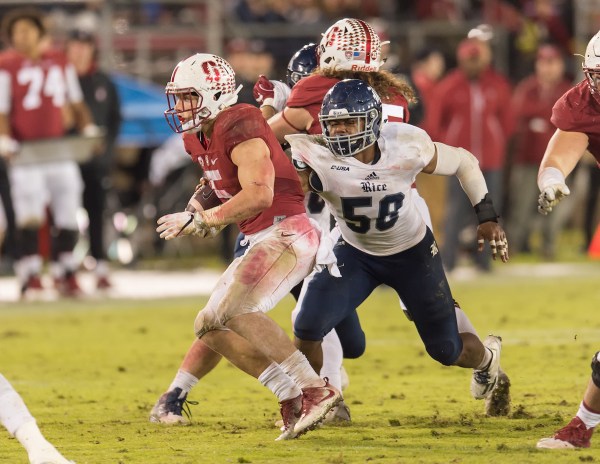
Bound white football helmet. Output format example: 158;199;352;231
583;30;600;101
164;53;242;133
318;18;388;73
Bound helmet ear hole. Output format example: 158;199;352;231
213;91;222;101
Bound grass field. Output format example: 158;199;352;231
1;264;600;463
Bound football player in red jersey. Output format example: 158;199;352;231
536;31;600;450
265;18;415;141
155;53;341;440
0;8;98;299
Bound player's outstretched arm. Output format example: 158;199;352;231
537;129;588;215
425;142;508;262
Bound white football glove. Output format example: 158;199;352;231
156;212;223;240
538;184;570;215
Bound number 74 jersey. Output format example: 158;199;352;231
287;123;435;256
0;48;83;141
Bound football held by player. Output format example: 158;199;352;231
288;79;509;412
156;53;341;439
536;30;600;450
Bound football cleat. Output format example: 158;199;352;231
96;275;112;290
149;388;198;425
322;400;351;424
275;394;302;441
28;446;74;464
471;335;502;400
54;272;83;298
20;274;44;299
484;369;511;416
537;417;594;449
292;379;342;438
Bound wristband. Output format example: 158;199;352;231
474;193;498;224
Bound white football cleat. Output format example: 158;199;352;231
471;335;502;400
29;445;74;464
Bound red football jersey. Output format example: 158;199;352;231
0;48;83;141
183;104;306;234
551;80;600;163
286;74;410;134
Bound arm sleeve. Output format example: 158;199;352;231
64;64;84;104
0;70;11;114
432;142;488;206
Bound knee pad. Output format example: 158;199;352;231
340;334;366;359
591;352;600;389
53;228;79;254
336;329;367;359
194;306;226;339
426;339;462;366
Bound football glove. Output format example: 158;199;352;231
253;75;291;113
538;184;570;215
156;212;223;240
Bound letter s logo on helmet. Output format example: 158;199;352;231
164;53;242;133
318;18;388;73
583;30;600;103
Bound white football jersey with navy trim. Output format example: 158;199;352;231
287;122;435;256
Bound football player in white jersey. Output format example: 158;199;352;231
0;373;73;464
288;79;510;411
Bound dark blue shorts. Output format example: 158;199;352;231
294;228;463;366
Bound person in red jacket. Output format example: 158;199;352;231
428;37;513;272
506;44;572;259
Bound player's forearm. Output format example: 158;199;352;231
538;130;588;181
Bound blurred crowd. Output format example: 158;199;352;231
0;0;598;300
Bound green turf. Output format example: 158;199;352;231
1;268;600;463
